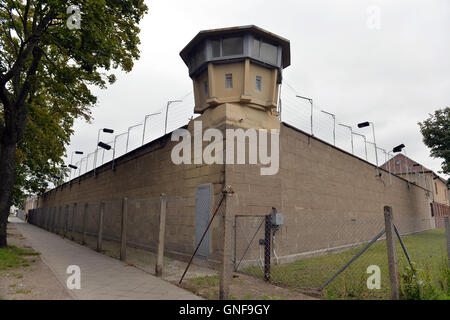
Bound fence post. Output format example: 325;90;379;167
55;207;60;235
264;214;272;281
445;216;450;268
71;203;77;240
41;208;45;227
82;203;88;245
44;208;48;230
155;194;167;277
49;208;54;231
220;186;234;300
59;206;63;234
51;208;56;233
384;206;400;300
120;198;128;261
63;205;69;238
97;202;104;252
59;206;64;234
46;208;50;230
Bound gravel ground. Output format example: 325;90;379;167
0;221;73;300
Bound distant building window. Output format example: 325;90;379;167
260;42;278;64
225;74;233;89
255;76;262;91
212;40;220;57
203;81;208;96
222;37;243;56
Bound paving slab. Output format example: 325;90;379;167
10;217;201;300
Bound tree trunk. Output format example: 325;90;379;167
0;140;17;248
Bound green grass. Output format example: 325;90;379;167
15;289;32;295
0;245;40;271
243;228;449;300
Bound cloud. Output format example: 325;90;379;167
66;0;450;179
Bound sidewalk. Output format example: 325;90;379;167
9;217;201;300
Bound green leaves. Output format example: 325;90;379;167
0;0;148;206
418;107;450;182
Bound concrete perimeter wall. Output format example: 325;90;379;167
35;118;434;267
229;123;434;263
36;116;225;265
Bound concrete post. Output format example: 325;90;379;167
51;207;56;233
63;205;69;238
57;206;62;235
155;194;167;277
71;203;77;240
47;208;51;231
384;206;400;300
44;208;49;230
120;198;128;261
220;186;234;300
53;208;58;234
54;207;59;234
97;202;104;252
445;216;450;268
82;203;88;245
49;208;53;231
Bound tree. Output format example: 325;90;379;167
0;0;148;247
418;107;450;183
12;99;77;207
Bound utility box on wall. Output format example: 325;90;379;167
270;213;284;226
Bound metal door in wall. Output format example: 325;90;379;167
195;184;211;259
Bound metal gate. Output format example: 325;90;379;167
195;184;212;259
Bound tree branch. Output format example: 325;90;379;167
39;49;79;100
0;7;55;87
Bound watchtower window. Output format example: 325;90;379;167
253;39;260;57
222;37;243;56
225;74;233;89
212;40;221;57
255;76;262;91
260;42;277;64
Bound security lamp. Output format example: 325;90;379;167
69;164;78;170
357;122;370;128
98;142;112;150
75;151;84;155
103;128;114;134
393;144;405;153
357;121;380;174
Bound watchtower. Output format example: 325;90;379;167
180;25;290;129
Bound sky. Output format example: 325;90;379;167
65;0;450;180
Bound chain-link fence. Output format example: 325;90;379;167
26;199;450;300
395;217;449;300
28;197;162;267
232;211;449;300
26;194;219;283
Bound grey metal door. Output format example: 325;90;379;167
195;184;211;259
